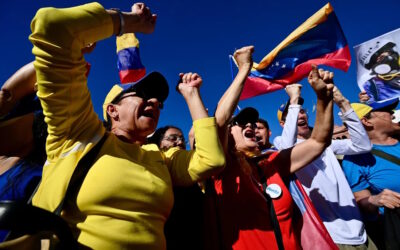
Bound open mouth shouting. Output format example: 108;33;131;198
243;128;256;142
142;107;156;120
138;101;159;126
297;119;307;127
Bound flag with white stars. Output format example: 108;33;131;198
234;3;351;100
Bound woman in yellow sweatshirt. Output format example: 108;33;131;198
29;2;225;249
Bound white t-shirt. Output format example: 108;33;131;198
274;105;372;245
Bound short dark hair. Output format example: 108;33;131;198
257;118;270;130
147;125;183;147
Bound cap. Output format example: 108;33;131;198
351;98;399;119
369;97;399;111
277;97;304;122
103;71;169;121
351;103;373;119
231;107;259;126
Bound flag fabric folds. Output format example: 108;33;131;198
238;3;351;100
116;33;146;84
289;175;339;250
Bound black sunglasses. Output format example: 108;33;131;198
233;121;257;130
114;90;164;109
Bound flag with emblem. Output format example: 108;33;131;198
234;3;351;100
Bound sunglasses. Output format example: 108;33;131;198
233;121;257;130
114;91;164;109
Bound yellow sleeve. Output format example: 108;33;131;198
164;117;225;186
29;2;112;160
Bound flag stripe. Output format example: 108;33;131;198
119;69;146;83
116;33;146;84
255;3;335;70
238;3;350;100
255;12;348;79
240;46;350;100
116;34;139;52
289;177;339;250
274;45;351;83
250;45;351;82
117;47;145;71
240;77;284;100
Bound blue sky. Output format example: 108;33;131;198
1;0;399;146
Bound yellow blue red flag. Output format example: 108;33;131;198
236;3;351;100
289;175;338;249
116;33;146;84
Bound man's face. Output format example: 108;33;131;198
369;110;400;135
297;109;310;137
160;128;186;150
230;122;260;153
255;122;270;148
113;92;161;139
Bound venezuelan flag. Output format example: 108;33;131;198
289;176;338;250
116;33;146;84
238;3;351;100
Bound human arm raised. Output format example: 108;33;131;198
215;46;254;127
30;3;156;157
166;72;225;185
106;2;157;36
177;72;208;121
333;86;351;113
214;46;254;151
330;86;372;154
275;84;302;150
273;66;334;174
286;84;302;106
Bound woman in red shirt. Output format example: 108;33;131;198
207;46;336;250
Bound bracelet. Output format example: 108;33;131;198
111;8;124;36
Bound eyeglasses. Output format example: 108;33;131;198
233;121;257;130
162;134;186;143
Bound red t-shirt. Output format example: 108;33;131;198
208;152;300;250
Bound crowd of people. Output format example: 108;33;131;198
0;2;399;250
